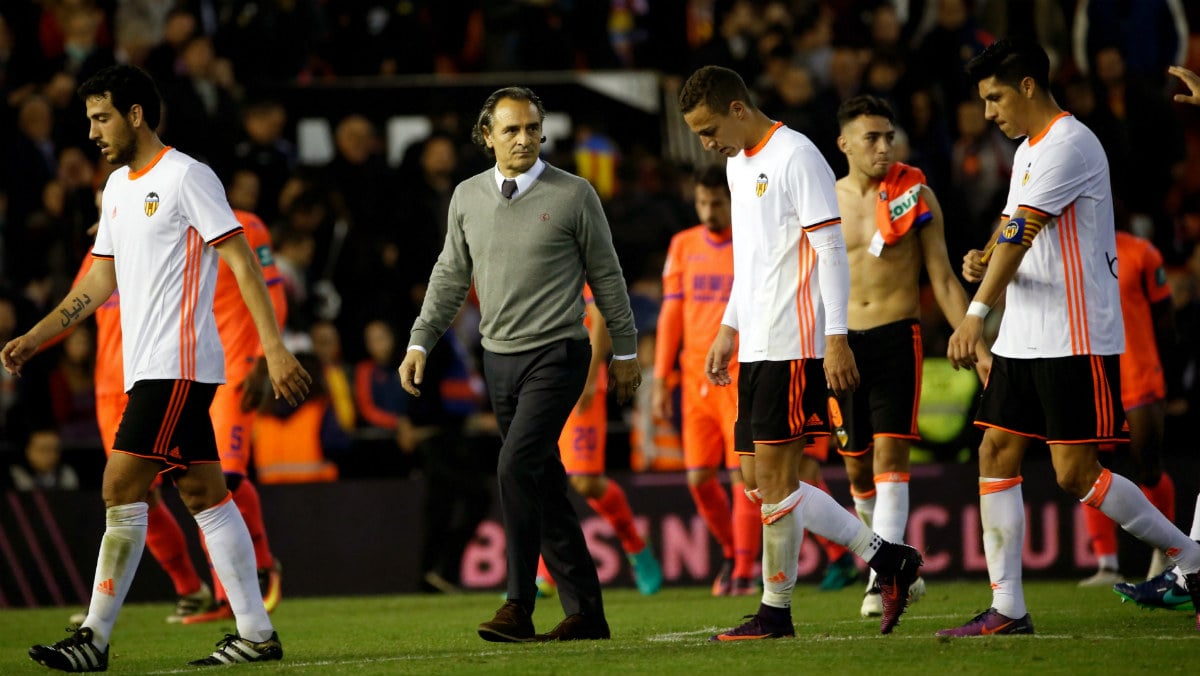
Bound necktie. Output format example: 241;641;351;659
501;179;518;200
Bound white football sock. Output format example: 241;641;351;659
980;477;1027;619
1085;469;1200;575
760;487;803;609
873;476;909;544
194;494;273;642
794;481;877;557
852;491;876;528
1097;553;1119;571
83;502;148;649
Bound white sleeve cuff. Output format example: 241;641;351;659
611;353;637;361
407;345;428;355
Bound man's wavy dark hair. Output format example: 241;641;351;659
471;87;546;158
77;64;163;130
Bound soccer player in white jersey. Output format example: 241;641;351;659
679;65;923;640
940;37;1200;636
2;65;312;671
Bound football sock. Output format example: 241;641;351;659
732;481;761;579
874;473;909;544
145;499;202;596
808;476;849;561
761;488;803;608
851;487;876;528
1085;469;1200;574
83;502;148;650
793;481;874;555
588;480;646;554
1139;471;1176;522
690;477;735;558
194;493;273;642
980;477;1027;619
230;477;274;570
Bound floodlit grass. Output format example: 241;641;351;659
1;581;1195;674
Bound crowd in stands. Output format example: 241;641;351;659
2;1;1200;488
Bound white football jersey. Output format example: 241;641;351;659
94;147;243;389
723;122;842;361
993;113;1123;358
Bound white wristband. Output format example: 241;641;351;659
967;301;990;319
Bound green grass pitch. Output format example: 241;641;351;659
1;581;1195;674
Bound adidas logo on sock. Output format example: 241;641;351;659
767;570;788;584
96;578;115;596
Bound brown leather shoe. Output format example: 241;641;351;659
537;613;611;641
478;601;536;642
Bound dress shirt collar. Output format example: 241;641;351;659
493;159;546;199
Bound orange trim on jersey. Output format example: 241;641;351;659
874;472;910;484
874;432;921;441
153;381;190;457
207;226;244;247
1083;469;1112;508
1027;112;1070;147
849;487;877;499
127;146;172;180
1015;204;1053;219
1046;437;1128;445
796;242;816;357
1058;204;1091;354
744;121;784;157
91;252;115;260
802;217;841;232
974;421;1047;440
180;229;202;380
979;476;1023;495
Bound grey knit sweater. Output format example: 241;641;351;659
409;164;637;356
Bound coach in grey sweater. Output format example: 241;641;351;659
400;87;639;643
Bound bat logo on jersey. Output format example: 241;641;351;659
1021;163;1031;186
755;173;768;197
144;192;160;217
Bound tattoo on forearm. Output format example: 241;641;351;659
58;294;93;327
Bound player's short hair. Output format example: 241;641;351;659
679;65;754;116
836;94;896;130
695;164;729;195
77;64;163;130
965;37;1051;92
471;87;546;158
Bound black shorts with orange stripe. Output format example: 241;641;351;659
830;319;923;455
113;379;220;471
735;358;829;453
976;354;1128;444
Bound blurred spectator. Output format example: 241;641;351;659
232;98;295;223
322;114;394;247
948;97;1014;260
606;156;683;284
309;319;357;434
353;319;408;438
8;427;78;491
913;0;993;107
160;35;240;174
1092;45;1186;244
321;0;435;76
48;1;114;83
395;132;460;313
272;225;317;337
212;0;325;86
1073;0;1189;89
226;168;260;213
689;0;764;84
5;94;58;257
143;8;195;85
47;320;98;444
252;353;342;484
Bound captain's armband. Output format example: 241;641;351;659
995;216;1043;248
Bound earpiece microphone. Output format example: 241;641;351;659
540;136;547;143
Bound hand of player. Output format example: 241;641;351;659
1168;65;1200;106
973;344;993;383
0;334;40;377
265;347;312;406
398;348;426;397
608;357;641;405
963;248;988;283
705;325;737;386
238;357;271;412
824;335;859;396
948;317;984;370
651;378;673;420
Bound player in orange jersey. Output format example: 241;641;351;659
553;286;662;595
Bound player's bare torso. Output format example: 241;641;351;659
836;178;924;330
